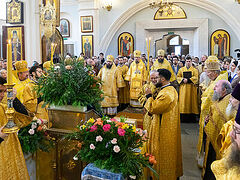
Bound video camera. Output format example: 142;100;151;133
234;49;240;59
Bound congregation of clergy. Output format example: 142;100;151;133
0;49;240;179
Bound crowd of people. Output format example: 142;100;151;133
0;49;239;179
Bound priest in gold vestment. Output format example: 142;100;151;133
98;55;125;116
23;66;49;121
197;56;228;168
138;70;159;133
202;80;232;179
14;60;32;103
144;69;183;180
125;50;147;107
0;77;32;180
216;84;240;157
151;49;176;83
117;57;130;110
177;56;199;122
211;105;240;179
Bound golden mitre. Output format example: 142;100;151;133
134;50;141;58
206;56;220;71
15;60;28;73
107;55;114;62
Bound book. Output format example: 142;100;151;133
183;71;192;79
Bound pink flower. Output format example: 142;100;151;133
113;145;120;153
103;124;111;132
96;135;103;142
111;138;117;144
90;144;95;150
90;125;97;132
110;118;117;122
117;128;125;136
28;129;35;135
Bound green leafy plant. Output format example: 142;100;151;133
36;58;103;112
18;119;53;154
66;116;158;179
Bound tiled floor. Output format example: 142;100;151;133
180;123;202;180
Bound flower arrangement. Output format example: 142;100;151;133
67;116;158;179
18;118;53;154
36;58;103;112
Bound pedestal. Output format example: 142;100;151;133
24;153;36;180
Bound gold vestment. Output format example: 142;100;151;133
151;59;176;82
22;81;49;121
117;65;130;104
177;66;199;114
0;103;32;180
211;146;240;180
14;78;32;103
197;72;228;155
144;86;183;179
125;60;147;107
98;64;125;108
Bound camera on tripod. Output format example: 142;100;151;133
235;49;240;59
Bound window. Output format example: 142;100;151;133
175;46;181;55
182;39;189;45
169;36;179;45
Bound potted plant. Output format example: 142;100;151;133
67;116;158;179
37;58;103;113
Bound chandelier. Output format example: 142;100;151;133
149;0;173;9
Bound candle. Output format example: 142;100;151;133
7;40;13;85
51;43;57;64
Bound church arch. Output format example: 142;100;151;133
100;0;240;54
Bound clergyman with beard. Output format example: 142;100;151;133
211;99;240;179
216;83;240;158
22;65;49;121
202;80;232;179
98;55;125;116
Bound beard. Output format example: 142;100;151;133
158;59;164;63
135;60;139;64
212;90;221;101
226;140;240;169
226;103;235;119
106;64;112;69
155;82;162;88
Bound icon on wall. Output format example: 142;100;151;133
6;0;24;24
118;32;134;57
210;29;230;59
81;35;93;58
80;16;93;33
59;19;70;38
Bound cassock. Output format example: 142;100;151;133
144;85;183;180
125;60;147;107
177;66;199;115
151;59;176;82
117;64;130;104
0;101;32;180
22;81;49;121
197;73;228;159
98;64;125;115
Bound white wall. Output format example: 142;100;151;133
103;2;240;58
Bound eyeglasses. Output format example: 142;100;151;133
232;125;240;139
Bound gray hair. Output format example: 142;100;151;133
221;81;232;95
150;70;158;76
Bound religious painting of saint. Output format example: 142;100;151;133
80;16;93;33
59;19;70;37
81;35;93;58
6;0;24;24
2;26;25;62
118;32;134;57
210;29;230;59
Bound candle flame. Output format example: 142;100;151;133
8;39;11;44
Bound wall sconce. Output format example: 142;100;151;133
102;0;112;11
236;0;240;4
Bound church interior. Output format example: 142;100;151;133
0;0;240;180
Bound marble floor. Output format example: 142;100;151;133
180;123;202;180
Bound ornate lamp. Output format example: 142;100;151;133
149;0;173;9
102;0;112;11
